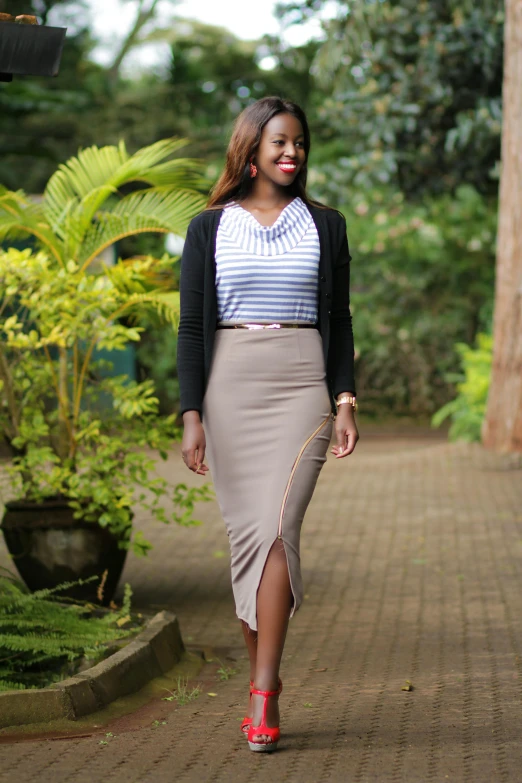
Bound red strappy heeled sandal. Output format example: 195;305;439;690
241;679;282;735
247;686;281;752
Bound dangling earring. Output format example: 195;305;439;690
249;157;257;178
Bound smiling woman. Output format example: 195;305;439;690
206;98;312;213
250;114;306;190
177;96;358;753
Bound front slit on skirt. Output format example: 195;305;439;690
202;328;334;632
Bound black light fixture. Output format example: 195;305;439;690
0;14;66;82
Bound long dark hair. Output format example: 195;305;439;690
207;97;318;208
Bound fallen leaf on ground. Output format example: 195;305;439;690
207;692;218;697
401;680;414;691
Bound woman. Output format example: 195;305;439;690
178;96;358;752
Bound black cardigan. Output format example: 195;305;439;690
177;203;356;416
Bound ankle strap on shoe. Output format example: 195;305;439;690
251;687;280;697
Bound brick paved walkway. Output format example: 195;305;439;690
1;426;522;782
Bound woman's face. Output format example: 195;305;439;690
253;112;306;188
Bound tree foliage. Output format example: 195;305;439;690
159;22;320;153
279;0;503;198
343;184;495;415
0;10;320;194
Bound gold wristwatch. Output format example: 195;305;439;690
335;394;358;411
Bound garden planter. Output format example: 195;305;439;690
0;19;66;82
0;499;129;605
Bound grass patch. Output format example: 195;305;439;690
161;675;201;706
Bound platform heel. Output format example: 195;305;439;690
241;678;282;735
247;687;281;752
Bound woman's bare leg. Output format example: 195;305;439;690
251;539;293;741
241;620;257;717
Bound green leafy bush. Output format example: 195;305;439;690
0;140;212;555
431;332;492;442
334;184;495;416
0;567;138;691
0;248;212;554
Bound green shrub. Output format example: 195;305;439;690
0;140;212;555
0;567;138;691
431;332;492;442
0;248;213;555
334;184;495;416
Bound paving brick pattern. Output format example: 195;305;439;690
1;428;522;782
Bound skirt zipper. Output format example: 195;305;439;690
277;415;332;540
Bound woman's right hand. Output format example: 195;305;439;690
181;411;209;476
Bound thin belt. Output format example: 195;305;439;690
217;322;317;330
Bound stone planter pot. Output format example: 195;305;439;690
0;499;129;605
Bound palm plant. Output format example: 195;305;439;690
0;138;210;559
0;136;206;268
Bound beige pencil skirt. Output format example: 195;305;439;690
202;327;333;632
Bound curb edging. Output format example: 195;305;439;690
0;610;184;728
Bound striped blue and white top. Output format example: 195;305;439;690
215;197;320;324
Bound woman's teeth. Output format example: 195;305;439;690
277;162;297;172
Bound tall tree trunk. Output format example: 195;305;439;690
482;0;522;452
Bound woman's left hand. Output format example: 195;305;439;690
331;406;359;458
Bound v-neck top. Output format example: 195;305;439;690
215;197;320;324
